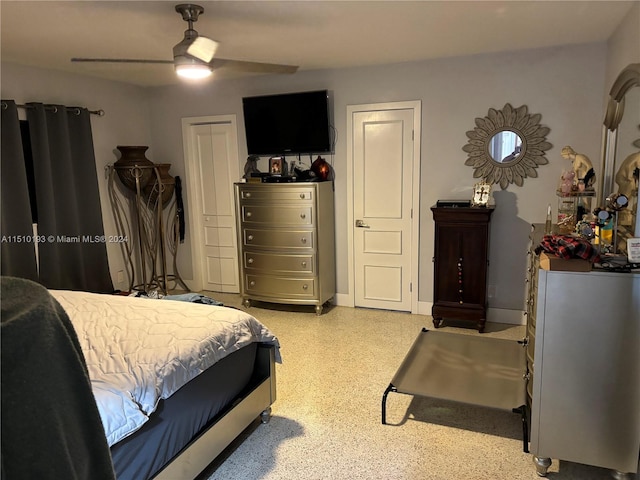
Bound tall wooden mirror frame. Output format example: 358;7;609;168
598;63;640;207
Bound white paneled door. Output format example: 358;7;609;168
351;105;419;312
182;116;240;293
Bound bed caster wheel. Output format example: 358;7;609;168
243;298;251;308
611;471;632;480
260;407;272;424
533;456;551;477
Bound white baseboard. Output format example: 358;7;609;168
334;295;524;326
417;301;432;315
334;293;351;307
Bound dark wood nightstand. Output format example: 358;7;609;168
431;205;494;332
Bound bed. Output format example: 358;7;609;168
1;277;280;480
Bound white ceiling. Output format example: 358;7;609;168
1;1;635;87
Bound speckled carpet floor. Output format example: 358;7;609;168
198;294;632;480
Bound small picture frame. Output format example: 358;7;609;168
269;157;283;175
472;181;492;206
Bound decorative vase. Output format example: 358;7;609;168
114;146;155;192
311;156;331;181
143;163;176;208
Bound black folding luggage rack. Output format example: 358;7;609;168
382;328;530;452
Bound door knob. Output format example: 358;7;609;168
355;219;370;228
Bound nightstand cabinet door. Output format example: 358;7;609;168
430;206;494;332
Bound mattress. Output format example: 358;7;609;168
110;343;258;480
49;289;280;446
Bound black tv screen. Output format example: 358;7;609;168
242;90;332;156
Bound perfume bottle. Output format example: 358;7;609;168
544;204;553;234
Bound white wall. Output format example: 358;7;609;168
1;63;153;290
146;43;607;314
605;2;640;91
0;39;622;316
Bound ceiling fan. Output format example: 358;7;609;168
71;3;298;80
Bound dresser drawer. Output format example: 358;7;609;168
242;228;314;250
245;274;316;298
529;297;537;328
527;324;536;354
241;205;313;226
527;343;535;370
238;186;315;202
244;251;315;274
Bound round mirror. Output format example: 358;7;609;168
489;131;523;163
463;103;552;189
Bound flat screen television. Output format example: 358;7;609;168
242;90;332;156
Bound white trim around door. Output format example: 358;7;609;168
181;114;241;293
346;100;422;314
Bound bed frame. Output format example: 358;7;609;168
152;344;276;479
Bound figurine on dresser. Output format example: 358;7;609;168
561;145;596;190
615;151;639;226
243;155;261;180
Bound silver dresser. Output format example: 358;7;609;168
234;182;335;314
526;225;640;478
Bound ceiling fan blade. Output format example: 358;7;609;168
211;58;298;74
71;58;174;64
71;4;297;78
186;36;218;63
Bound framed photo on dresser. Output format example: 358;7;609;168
269;157;283;175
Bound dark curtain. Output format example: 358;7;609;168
12;102;113;293
0;101;38;281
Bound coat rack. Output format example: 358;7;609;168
107;160;189;294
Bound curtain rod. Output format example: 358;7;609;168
1;101;105;116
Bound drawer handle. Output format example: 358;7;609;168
247;235;254;242
246;211;252;218
300;213;306;219
301;261;307;267
301;237;307;244
249;281;255;287
245;192;252;198
247;258;254;264
300;193;305;199
302;284;308;290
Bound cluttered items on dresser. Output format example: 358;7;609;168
245;155;334;183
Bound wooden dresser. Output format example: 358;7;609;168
234;182;335;314
430;205;494;332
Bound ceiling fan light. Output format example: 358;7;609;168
175;62;212;79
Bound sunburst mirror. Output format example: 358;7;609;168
463;103;552;189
